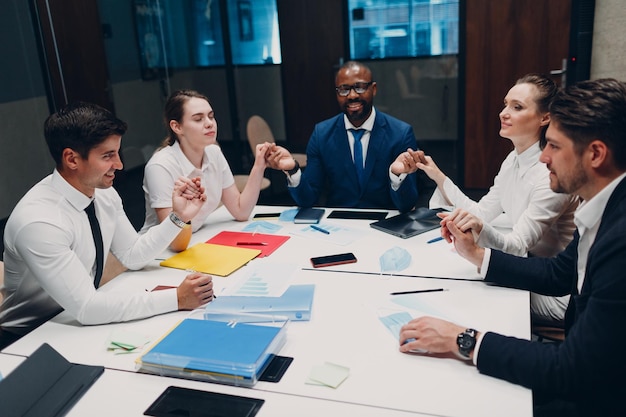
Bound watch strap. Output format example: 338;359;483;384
169;212;191;229
284;159;300;176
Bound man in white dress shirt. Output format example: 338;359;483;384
0;102;214;349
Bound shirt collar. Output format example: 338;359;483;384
575;172;626;231
171;140;205;177
344;107;376;132
515;142;542;175
51;169;93;211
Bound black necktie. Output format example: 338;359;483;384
350;129;365;186
85;201;104;288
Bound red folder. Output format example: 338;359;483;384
206;231;290;258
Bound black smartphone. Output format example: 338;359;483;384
310;252;357;268
253;212;281;219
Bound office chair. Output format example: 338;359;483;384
0;260;5;303
532;317;565;343
246;115;307;168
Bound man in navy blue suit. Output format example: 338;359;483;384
265;61;421;213
400;78;626;416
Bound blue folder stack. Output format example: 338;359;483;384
136;318;288;387
204;284;316;322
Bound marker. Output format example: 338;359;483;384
426;236;444;244
310;225;330;234
390;288;447;296
236;242;268;246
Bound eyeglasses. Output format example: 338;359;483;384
335;81;374;97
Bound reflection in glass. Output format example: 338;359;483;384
347;0;459;60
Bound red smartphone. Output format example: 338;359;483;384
310;252;357;268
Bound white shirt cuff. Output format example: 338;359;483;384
286;168;302;187
472;331;487;366
479;248;491;277
389;167;407;191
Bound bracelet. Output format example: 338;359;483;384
169;212;191;229
283;159;300;177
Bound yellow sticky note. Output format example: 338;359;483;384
306;362;350;388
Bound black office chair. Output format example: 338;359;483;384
532;317;565;343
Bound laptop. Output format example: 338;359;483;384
370;207;444;239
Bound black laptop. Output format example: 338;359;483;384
370;207;444;239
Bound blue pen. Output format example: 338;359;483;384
310;225;330;234
427;236;444;244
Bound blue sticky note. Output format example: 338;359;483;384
279;208;299;222
242;221;282;234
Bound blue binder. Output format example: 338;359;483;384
204;284;315;322
137;319;287;387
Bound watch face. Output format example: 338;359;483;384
460;335;474;348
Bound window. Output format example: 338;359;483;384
133;0;281;76
347;0;459;60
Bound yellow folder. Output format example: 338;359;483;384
160;243;261;276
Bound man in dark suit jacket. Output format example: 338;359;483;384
265;61;420;213
400;78;626;416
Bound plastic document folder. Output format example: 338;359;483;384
136;318;288;387
370;207;444;239
204;284;316;322
206;231;290;258
160;243;261;276
0;343;104;417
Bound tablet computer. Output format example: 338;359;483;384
370;207;444;239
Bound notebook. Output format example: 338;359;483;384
0;343;104;417
204;284;316;322
294;207;325;224
370;207;444;239
137;318;288;387
159;243;261;276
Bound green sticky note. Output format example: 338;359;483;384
306;362;350;388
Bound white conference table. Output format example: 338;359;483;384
0;353;430;417
2;206;532;417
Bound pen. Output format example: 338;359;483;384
427;236;444;244
236;242;268;246
390;288;447;295
310;225;330;234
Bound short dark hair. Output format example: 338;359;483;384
550;78;626;169
335;60;373;83
44;102;127;167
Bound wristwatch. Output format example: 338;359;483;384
283;159;300;177
169;211;191;229
457;328;477;359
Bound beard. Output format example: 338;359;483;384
550;168;588;195
344;99;372;125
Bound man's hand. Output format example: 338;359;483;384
176;272;214;310
171;176;207;222
399;316;468;358
265;144;296;171
390;148;421;175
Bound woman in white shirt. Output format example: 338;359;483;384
141;90;271;251
416;74;579;323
